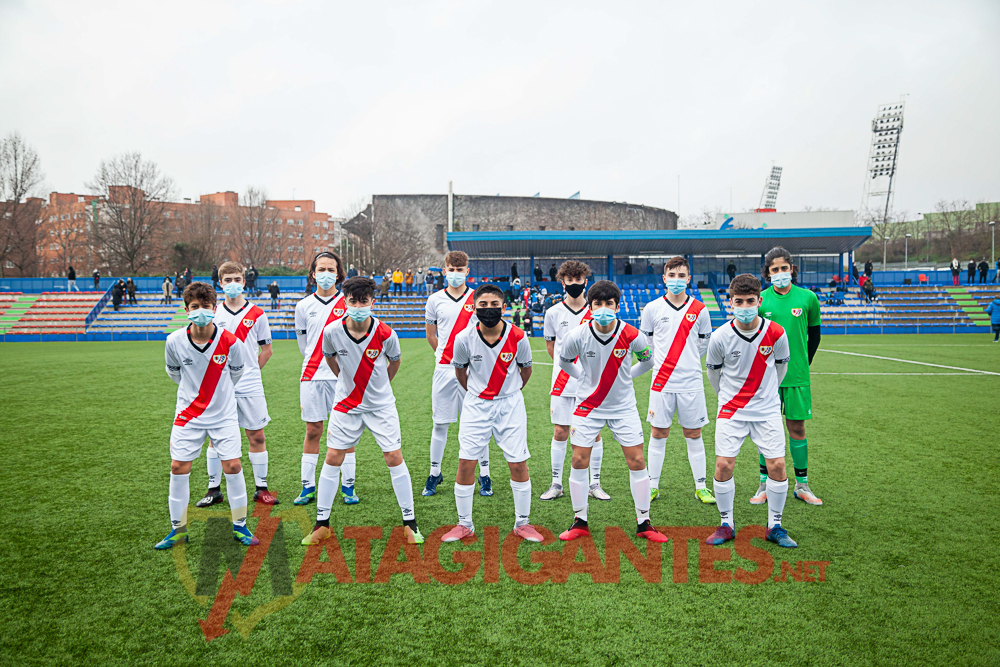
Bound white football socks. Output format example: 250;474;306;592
590;438;604;486
569;466;589;521
248;450;268;488
301;452;319;490
766;477;788;528
341;451;357;489
316;463;340;522
550;438;567;486
628;468;651;524
685;437;707;490
388;462;415;523
224;471;249;527
647;437;667;489
455;483;475;528
510;479;532;528
206;447;222;489
168;472;190;529
715;476;735;527
429;423;448;477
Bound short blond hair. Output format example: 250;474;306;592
218;261;245;281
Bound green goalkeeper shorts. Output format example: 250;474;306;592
779;386;812;420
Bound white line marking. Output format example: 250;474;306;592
818;349;1000;376
813;372;980;376
534;362;553;366
825;344;991;348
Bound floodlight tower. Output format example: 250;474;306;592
861;100;905;225
757;165;782;211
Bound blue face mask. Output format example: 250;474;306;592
591;307;617;326
347;306;371;322
222;282;244;298
665;278;687;295
771;271;792;289
733;306;758;324
187;308;214;327
315;272;337;290
446;271;466;288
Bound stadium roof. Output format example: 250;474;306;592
447;227;871;257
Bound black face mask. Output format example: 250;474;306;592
564;283;586;298
477;307;503;328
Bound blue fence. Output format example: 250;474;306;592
84;285;114;328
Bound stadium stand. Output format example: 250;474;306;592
4;292;103;335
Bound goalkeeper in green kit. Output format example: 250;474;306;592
753;247;823;506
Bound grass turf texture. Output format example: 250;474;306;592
1;333;998;666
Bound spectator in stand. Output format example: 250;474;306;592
511;262;519;282
174;271;185;298
864;259;874;278
379;273;391;303
416;268;424;293
111;279;124;311
434;271;444;291
404;269;414;295
347;264;358;279
184;266;192;286
647;262;654;274
305;277;315;295
67;266;79;292
995;258;1000;284
862;276;877;304
534;264;543;282
967;259;976;284
852;262;860;286
512;305;522;328
251;265;260;296
827;274;842;288
978;258;989;283
727;260;737;284
126;277;137;305
93;268;100;289
162;275;172;304
424;269;434;294
549;263;557;281
951;258;961;286
392;268;403;295
211;264;219;290
986;295;1000;342
624;261;632;275
268;281;280;310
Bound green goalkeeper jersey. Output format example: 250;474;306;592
759;284;821;387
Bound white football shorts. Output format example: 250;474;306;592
549;394;576;426
714;417;786;460
458;393;529;463
432;365;466;424
570;411;645;449
646;388;709;430
300;379;337;423
170;422;241;462
326;404;402;453
236;394;271;430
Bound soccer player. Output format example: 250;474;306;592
196;262;276;509
754;246;823;506
422;250;491;497
705;274;797;548
155;282;258;549
555;280;669;543
294;252;358;506
639;256;716;504
540;260;609;501
302;277;424;545
440;284;543;542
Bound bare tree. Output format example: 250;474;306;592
229;187;276;269
0;132;45;277
344;197;434;275
86;152;175;274
171;200;230;272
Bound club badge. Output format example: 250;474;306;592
758;346;772;356
500;352;513;363
242;318;255;328
464;303;474;313
791;308;803;317
685;313;697;322
212;354;227;364
365;349;380;359
333;308;345;317
613;348;627;358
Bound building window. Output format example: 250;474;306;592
297;220;303;226
295;206;301;212
314;221;320;227
314;246;320;252
538;225;545;231
507;225;513;231
436;224;444;251
472;224;480;232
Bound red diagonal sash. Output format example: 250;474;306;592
439;290;476;365
651;300;704;391
335;321;392;413
479;325;524;400
551;309;592;397
301;294;345;381
174;329;235;427
717;322;783;420
232;305;264;343
573;323;637;417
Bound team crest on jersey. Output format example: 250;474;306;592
463;303;474;313
685;313;697;322
758;346;773;357
212;354;227;364
242;318;255;328
791;308;803;317
613;348;627;359
333;308;344;317
365;349;380;359
500;352;513;363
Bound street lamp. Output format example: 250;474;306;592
904;233;911;270
882;236;889;272
991;221;996;268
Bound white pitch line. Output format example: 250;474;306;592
818;349;1000;376
812;372;979;376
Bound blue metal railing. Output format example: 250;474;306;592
85;285;114;329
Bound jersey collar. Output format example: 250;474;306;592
730;318;765;344
589;319;620;346
561;301;587;316
663;295;690;311
313;291;339;306
445;286;471;303
476;321;507;348
186;322;219;353
223;301;248;316
343;317;375;345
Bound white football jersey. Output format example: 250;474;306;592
639;296;712;394
295;292;346;382
451;322;532;400
559;320;651;419
165;325;245;428
425;287;478;365
322;317;401;414
543;301;591;397
706;319;790;421
213;300;271;397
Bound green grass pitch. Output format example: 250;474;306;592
1;333;998;666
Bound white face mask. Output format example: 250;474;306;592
315;272;337;290
446;271;466;288
771;271;792;289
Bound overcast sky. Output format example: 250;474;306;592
1;0;998;220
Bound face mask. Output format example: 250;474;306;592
222;282;244;298
347;306;371;322
591;307;617;326
733;306;758;324
447;271;466;288
187;308;214;327
315;272;337;290
564;283;586;298
665;278;687;295
771;271;792;289
477;307;503;328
